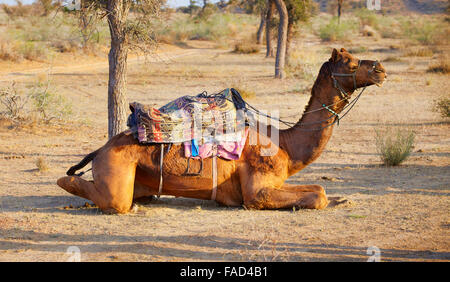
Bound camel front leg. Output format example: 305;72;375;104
243;184;329;210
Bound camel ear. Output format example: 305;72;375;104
329;48;340;62
340;47;347;53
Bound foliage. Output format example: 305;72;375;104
318;17;358;41
433;97;450;118
375;127;415;166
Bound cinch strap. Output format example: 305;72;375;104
211;144;218;201
158;143;164;198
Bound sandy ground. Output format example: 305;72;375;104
0;33;449;261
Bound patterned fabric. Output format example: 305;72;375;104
184;128;248;160
127;88;246;144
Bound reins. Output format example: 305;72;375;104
239;60;370;131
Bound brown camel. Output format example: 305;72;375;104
57;48;387;214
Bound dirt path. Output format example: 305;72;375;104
0;36;449;261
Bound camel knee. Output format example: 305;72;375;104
244;188;271;210
57;176;91;199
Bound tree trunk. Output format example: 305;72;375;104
106;0;130;139
256;9;266;44
273;0;288;79
265;0;275;58
285;20;293;67
338;0;343;24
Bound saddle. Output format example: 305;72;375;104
127;88;247;144
126;88;249;200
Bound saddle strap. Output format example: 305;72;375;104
158;143;164;198
211;144;218;201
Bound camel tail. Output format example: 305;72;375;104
66;149;100;176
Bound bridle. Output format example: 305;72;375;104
330;59;362;101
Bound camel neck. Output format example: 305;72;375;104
280;63;349;175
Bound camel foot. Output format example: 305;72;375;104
327;196;350;208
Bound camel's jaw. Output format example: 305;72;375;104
369;73;387;87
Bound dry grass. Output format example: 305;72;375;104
233;41;260;54
35;157;49;172
233;87;255;99
427;57;450;74
403;47;434;57
433;96;450;118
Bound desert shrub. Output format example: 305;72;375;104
375;127;415;166
318;17;358;42
403;47;434;57
0;38;23;62
433;97;450;118
354;8;380;30
383;56;402;63
233;87;255;99
285;48;321;81
0;83;28;122
36;157;49;172
1;2;35;19
30;82;73;123
348;46;368;54
233;41;260;54
156;13;257;43
18;42;49;61
399;17;446;45
427;57;450;74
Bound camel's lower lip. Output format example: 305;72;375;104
374;79;385;87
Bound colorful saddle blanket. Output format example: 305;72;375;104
127;88;248;160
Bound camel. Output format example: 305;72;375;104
57;48;387;214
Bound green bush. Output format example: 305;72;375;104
30;83;72;122
399;17;444;45
319;17;358;42
354;8;380;30
375;127;415;166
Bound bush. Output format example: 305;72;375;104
156;13;258;44
319;17;358;41
233;41;260;54
375;127;415;166
427;57;450;74
31;87;72;123
0;38;23;62
36;157;49;172
19;42;49;61
233;86;255;99
399;17;446;45
0;83;28;122
433;97;450;118
285;48;321;81
354;8;380;30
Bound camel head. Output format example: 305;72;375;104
328;48;387;92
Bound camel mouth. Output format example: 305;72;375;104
372;77;386;87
